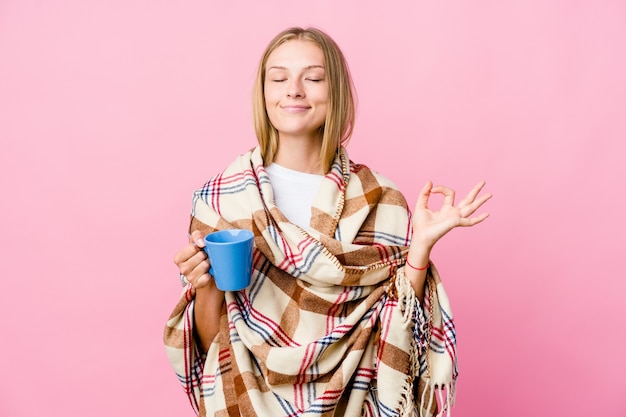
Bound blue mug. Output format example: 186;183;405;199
204;229;254;291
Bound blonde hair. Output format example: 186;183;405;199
253;27;356;174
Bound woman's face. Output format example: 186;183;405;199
264;40;328;142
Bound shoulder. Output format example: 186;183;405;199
349;160;401;191
194;147;259;202
346;159;408;210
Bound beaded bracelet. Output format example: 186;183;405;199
406;259;430;271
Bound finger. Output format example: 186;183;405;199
458;181;487;207
194;272;213;289
459;212;490;227
173;242;202;266
183;255;210;285
431;185;455;207
460;192;493;218
189;230;206;247
178;249;208;276
190;259;212;288
414;181;433;210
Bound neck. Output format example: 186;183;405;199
273;134;324;174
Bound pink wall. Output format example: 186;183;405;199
1;1;625;416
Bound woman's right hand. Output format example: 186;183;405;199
174;230;224;350
173;230;212;289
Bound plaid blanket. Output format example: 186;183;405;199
164;147;458;417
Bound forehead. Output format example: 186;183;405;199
266;39;325;69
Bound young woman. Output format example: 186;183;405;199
165;27;491;417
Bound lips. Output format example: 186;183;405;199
281;105;311;113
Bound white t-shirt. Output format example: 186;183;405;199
265;163;324;230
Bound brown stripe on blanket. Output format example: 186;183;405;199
380;187;410;207
238;370;271;393
289;286;339;316
377;339;411;374
340;194;370;218
163;327;185;349
279;285;303;336
339;270;370;286
317;234;346;258
309;207;337;234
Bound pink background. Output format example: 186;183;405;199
1;1;625;416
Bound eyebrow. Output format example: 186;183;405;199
267;65;325;71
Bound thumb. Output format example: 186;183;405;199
189;230;206;248
414;180;433;211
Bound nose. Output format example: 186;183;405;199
286;78;305;98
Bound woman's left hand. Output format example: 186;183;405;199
412;181;492;250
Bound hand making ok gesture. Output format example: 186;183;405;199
411;181;492;250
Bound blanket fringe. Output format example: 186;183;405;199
394;269;422;416
393;269;456;417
